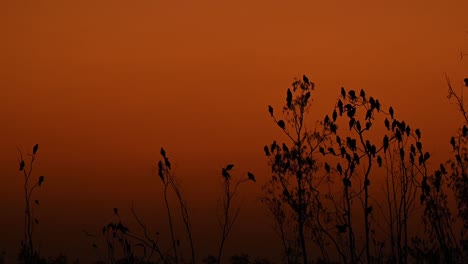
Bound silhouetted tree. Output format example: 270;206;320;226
320;88;431;263
262;76;331;264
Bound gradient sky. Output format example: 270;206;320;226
1;0;468;262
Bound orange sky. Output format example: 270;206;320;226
1;0;468;262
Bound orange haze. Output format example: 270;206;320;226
1;0;468;262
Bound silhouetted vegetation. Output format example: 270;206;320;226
9;72;468;263
17;144;46;264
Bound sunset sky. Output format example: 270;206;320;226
1;0;468;262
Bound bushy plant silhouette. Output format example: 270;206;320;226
84;149;254;264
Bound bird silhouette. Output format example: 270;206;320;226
464;78;468;87
277;120;286;129
360;89;366;100
247;172;256;182
389;106;394;119
268;105;274;117
348;90;357;100
305;91;311;102
324;162;330;173
377;156;382;167
337;163;343;174
164;157;171;169
286;88;293;108
341;87;346;98
222;168;230;180
303;75;310;85
415;129;421;139
38;176;44;186
336;135;342;146
158;161;164;181
264;146;270;156
226;164;234;170
33;144;39;155
383;135;389;153
160;147;166;158
450;137;456;150
19;160;25;171
332;110;337;121
416;141;422;152
424;152;430;161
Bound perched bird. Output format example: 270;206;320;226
286;89;293;108
383;135;389;153
305;91;311;102
337;163;343;174
247;172;256;182
332;110;338;122
424;152;430;161
164;157;171;169
415;129;421;139
160;148;166;158
360;89;366;100
324;162;330;173
451;137;456;150
19;160;25;171
464;78;468;87
348;90;357;100
158;161;164;181
389;106;394;119
268;105;274;117
341;87;346;99
303;75;310;85
38;176;44;186
416;141;422;152
277;120;286;129
33;144;39;155
222;168;230;180
264;146;270;156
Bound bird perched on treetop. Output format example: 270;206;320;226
303;75;310;85
33;144;39;155
286;88;293;108
247;172;256;182
268;105;273;117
